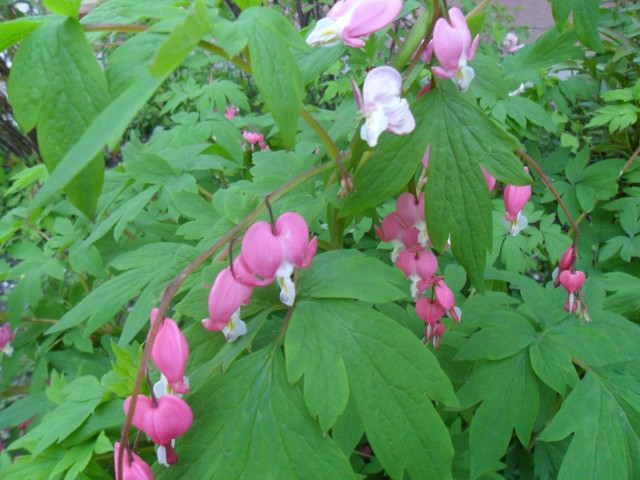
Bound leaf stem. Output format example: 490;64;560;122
619;143;640;177
517;149;580;247
117;160;337;478
299;107;339;160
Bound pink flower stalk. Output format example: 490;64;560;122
502;174;532;236
0;323;14;357
114;443;154;480
241;212;317;306
124;394;193;448
203;260;253;341
375;212;420;262
481;167;496;192
396;192;429;247
354;66;415;147
306;0;402;48
431;8;479;91
149;309;189;395
395;248;438;299
224;104;238;120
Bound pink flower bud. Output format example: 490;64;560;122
224;105;238;120
203;263;254;331
558;270;585;294
150;309;189;395
421;145;431;169
431;8;479;91
434;281;455;311
0;323;14;357
481;167;496;192
114;442;154;480
124;394;193;447
503;183;532;222
416;297;446;325
559;246;575;271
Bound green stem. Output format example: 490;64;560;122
117;159;337;478
392;5;435;72
300;107;340;160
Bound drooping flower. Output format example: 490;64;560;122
0;323;14;357
306;0;403;48
224;104;239;120
150;309;189;395
552;245;576;287
202;259;254;341
395;192;429;247
431;7;479;91
354;66;415;147
241;212;317;306
395;248;438;299
375;212;420;262
114;442;154;480
124;394;193;448
502;173;532;236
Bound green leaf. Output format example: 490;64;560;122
586;104;639;133
8;18;110;218
298;250;407;303
529;334;579;397
0;17;45;51
286;300;457;479
455;312;537;361
0;392;52;430
28;72;168;216
340;99;430;217
149;0;210;77
101;342;140;397
539;370;640;479
422;87;521;289
571;0;603;52
9;376;106;456
43;0;81;18
239;8;305;148
156;348;355;479
551;0;571;28
458;352;539;479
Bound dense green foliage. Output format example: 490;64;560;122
1;0;639;479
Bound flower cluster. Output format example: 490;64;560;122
0;323;15;357
553;246;589;320
242;130;267;151
203;212;317;342
376;193;461;347
118;309;193;478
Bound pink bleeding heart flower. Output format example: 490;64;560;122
395;248;438;299
416;297;446;325
502;173;532;236
149;309;189;395
396;192;429;247
375;212;420;262
423;321;446;348
242;212;317;306
306;0;402;48
564;295;577;314
124;394;193;447
203;260;254;341
224;104;238;120
481;167;496;192
355;66;415;147
558;270;585;294
431;7;479;91
114;443;154;480
0;323;15;357
559;246;576;271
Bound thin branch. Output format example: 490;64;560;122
517;149;580;246
620;143;640;177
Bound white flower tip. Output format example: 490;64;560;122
278;275;296;307
455;64;475;92
307;18;342;47
223;316;247;342
157;445;169;467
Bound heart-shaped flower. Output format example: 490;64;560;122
124;394;193;446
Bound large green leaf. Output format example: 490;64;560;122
8;18;110;218
42;0;81;18
149;0;210;77
539;368;640;480
422;86;521;289
28;51;169;215
457;352;539;479
298;250;407;304
340;99;431;217
571;0;603;52
156;348;355;479
239;8;306;149
286;300;457;479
